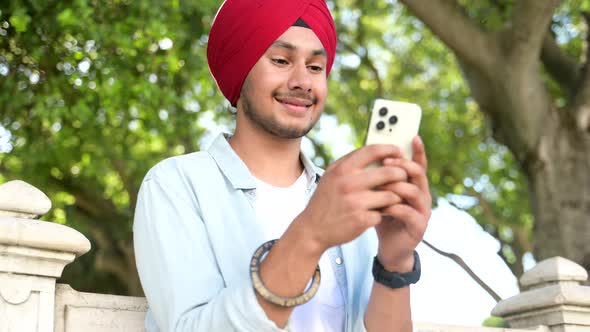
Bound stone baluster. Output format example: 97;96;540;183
492;256;590;331
0;180;91;332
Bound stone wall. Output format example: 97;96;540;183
1;180;589;332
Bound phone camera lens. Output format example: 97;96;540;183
379;107;388;116
389;115;398;125
376;121;385;130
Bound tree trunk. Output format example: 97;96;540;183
470;64;590;280
527;110;590;276
469;63;590;280
398;0;590;280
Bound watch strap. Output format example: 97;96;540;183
372;251;421;289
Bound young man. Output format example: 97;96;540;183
133;0;432;331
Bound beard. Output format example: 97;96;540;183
239;85;320;139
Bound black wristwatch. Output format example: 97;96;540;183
372;251;421;289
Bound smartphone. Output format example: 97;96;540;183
364;99;422;167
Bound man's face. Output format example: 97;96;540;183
238;26;328;139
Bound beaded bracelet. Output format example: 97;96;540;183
250;239;321;307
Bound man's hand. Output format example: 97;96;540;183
257;142;421;329
376;136;432;272
295;144;408;254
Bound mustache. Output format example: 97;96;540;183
273;92;317;104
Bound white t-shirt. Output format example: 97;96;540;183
253;172;345;332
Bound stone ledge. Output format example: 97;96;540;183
0;244;78;277
498;305;590;329
414;322;550;332
493;284;590;317
0;180;51;218
54;284;148;332
521;257;588;289
0;217;91;256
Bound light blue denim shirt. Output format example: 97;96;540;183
133;133;378;332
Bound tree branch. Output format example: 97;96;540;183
541;32;579;97
116;238;143;295
502;0;560;67
50;175;125;224
399;0;498;74
94;251;136;292
571;12;590;132
73;207;142;295
489;0;510;14
352;2;384;97
456;59;495;115
421;239;502;302
111;158;138;211
341;42;384;97
467;188;527;278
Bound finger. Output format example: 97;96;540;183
412;136;428;169
363;210;383;228
377;181;407;193
386;182;430;214
342;165;408;193
380;157;404;169
386;158;429;194
381;204;428;239
334;144;403;173
353;190;403;210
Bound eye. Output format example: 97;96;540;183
271;58;289;65
308;65;324;73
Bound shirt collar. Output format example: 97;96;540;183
300;148;324;185
206;132;323;190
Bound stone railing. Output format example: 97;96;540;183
0;180;589;332
0;180;147;332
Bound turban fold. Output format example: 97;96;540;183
207;0;337;106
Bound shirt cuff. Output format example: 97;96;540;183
235;277;293;332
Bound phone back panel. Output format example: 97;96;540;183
364;99;422;160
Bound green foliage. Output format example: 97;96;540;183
3;0;581;297
482;316;509;328
1;0;225;295
327;0;533;277
8;8;30;33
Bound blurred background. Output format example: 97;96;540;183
1;0;589;326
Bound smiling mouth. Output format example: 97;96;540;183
275;97;314;108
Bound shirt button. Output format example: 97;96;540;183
335;257;343;265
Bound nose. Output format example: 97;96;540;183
287;63;312;92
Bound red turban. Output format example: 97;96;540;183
207;0;337;106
